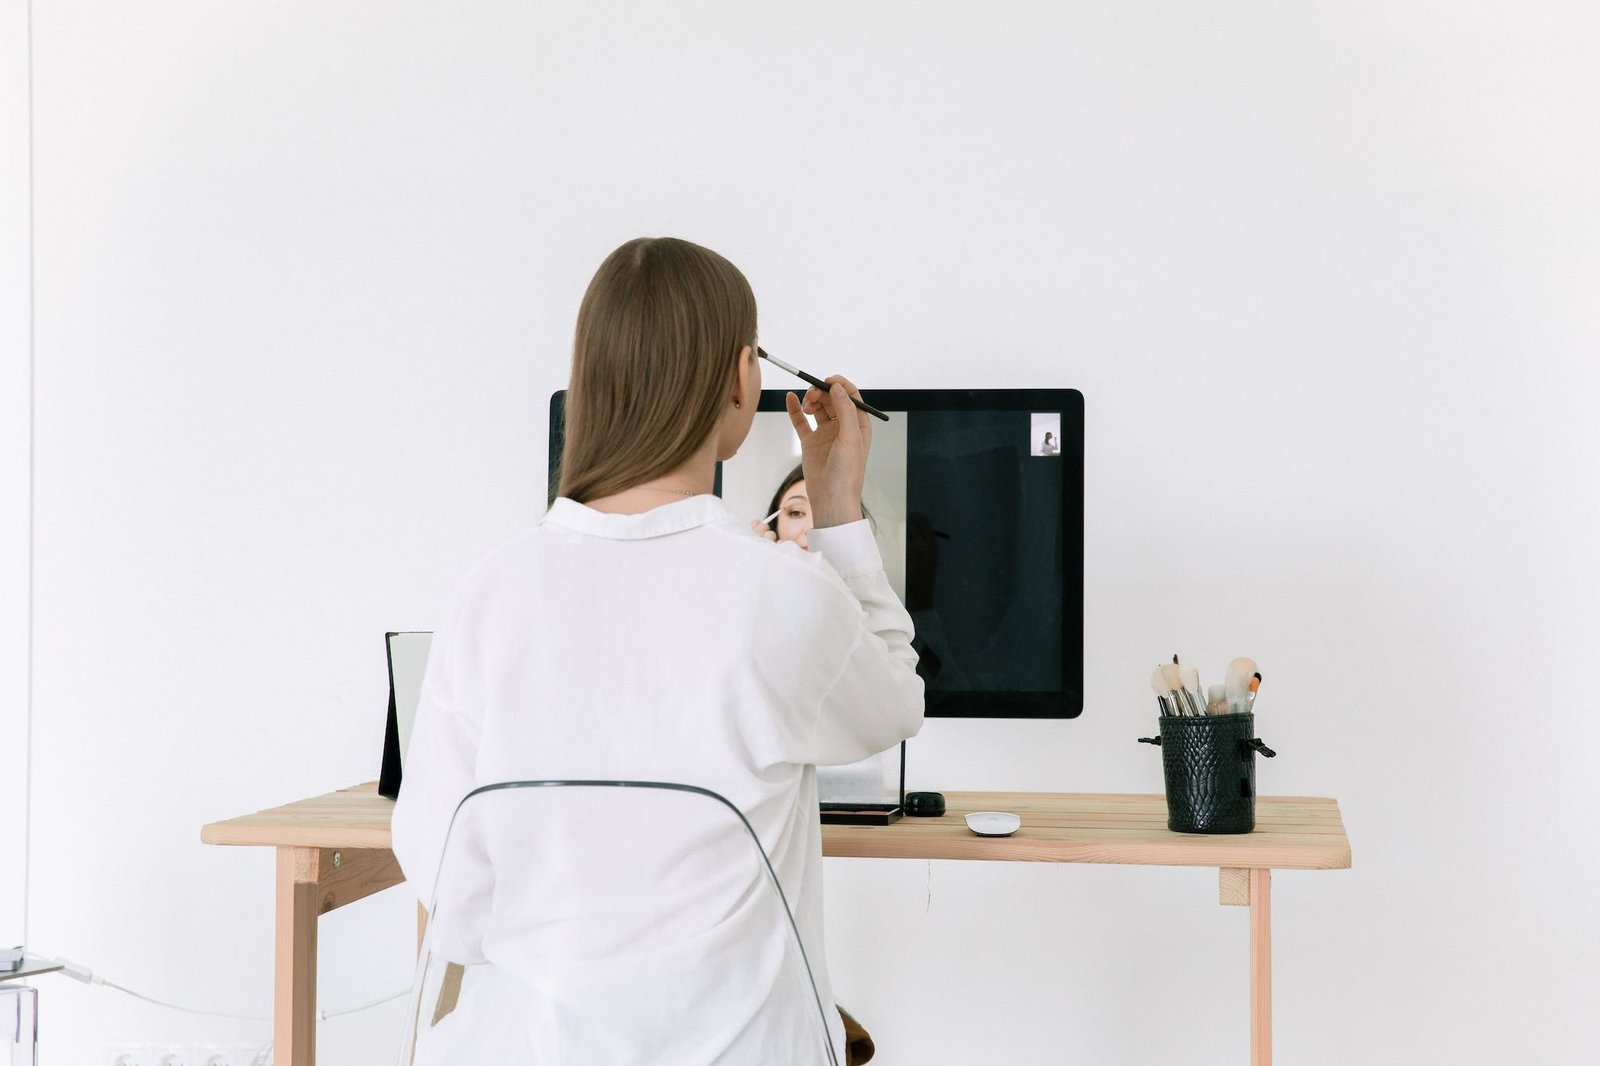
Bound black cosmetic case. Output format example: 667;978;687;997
1139;713;1276;834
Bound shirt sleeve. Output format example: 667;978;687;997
797;520;926;765
390;596;494;964
391;679;478;907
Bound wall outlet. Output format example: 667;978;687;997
107;1045;267;1066
235;1044;271;1066
105;1047;153;1066
192;1044;270;1066
193;1046;232;1066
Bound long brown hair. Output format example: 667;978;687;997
557;238;757;504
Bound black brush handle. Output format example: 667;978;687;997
792;369;890;422
760;348;890;421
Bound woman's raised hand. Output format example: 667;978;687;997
785;375;871;529
748;519;778;543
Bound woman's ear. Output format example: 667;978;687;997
733;344;756;408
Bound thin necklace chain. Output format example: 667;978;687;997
635;484;696;497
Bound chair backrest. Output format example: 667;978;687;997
399;780;840;1066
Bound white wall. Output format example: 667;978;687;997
10;1;1599;1063
0;0;31;952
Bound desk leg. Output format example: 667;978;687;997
1250;869;1272;1066
275;848;318;1066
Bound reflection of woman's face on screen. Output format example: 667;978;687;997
775;480;813;548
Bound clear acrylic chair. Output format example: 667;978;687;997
399;780;840;1066
2;984;38;1066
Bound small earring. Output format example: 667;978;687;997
734;400;742;409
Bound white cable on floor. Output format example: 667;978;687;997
318;987;408;1020
101;979;267;1022
49;957;407;1024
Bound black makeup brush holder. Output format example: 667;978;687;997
1138;713;1276;834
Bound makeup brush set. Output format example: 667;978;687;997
1149;655;1262;717
1139;654;1276;834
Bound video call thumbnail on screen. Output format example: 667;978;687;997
551;389;1084;720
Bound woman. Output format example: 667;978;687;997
753;463;873;551
392;237;924;1064
759;463;815;548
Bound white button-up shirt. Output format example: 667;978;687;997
393;494;924;1064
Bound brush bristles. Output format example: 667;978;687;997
1160;662;1182;693
1150;657;1262;717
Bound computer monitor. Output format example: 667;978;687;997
548;388;1084;720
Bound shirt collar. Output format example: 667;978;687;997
543;494;740;540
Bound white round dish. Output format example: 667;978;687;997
964;811;1021;837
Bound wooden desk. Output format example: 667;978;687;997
203;784;1350;1066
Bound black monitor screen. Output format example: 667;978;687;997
549;388;1084;719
